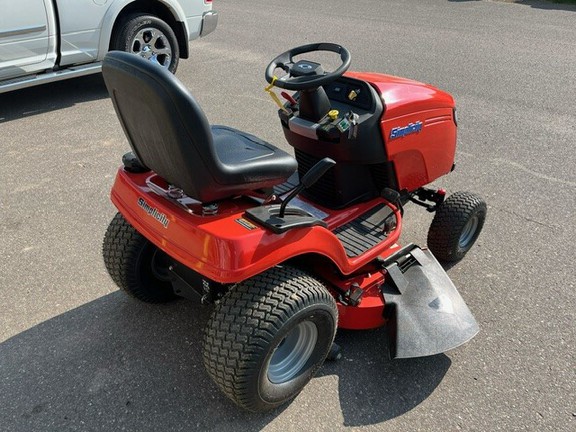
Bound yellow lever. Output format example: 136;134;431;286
264;76;289;113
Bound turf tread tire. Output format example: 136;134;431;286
102;213;176;303
203;266;337;412
427;191;487;262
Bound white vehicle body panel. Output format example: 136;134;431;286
57;0;112;65
0;0;57;80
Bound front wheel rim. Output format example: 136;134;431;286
131;27;172;69
459;215;479;248
267;321;318;384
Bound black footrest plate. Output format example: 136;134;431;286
334;203;393;257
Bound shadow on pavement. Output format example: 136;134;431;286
0;74;109;123
521;0;576;11
0;293;449;430
321;329;450;427
0;293;279;431
447;0;576;12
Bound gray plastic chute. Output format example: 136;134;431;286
381;247;479;359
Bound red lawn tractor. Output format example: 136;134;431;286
102;43;486;412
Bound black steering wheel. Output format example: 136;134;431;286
265;43;351;91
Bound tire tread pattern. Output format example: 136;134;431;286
202;266;337;411
102;213;175;303
427;191;487;262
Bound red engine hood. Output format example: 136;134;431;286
345;72;455;118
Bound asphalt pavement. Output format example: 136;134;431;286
1;0;575;431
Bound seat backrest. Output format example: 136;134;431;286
102;51;218;201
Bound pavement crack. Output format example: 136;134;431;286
492;206;558;230
459;151;576;188
491;158;576;188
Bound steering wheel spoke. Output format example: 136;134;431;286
289;75;323;84
278;61;294;74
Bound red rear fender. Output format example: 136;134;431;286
110;168;402;283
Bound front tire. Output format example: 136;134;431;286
427;191;487;262
203;266;338;412
102;213;177;303
111;13;180;73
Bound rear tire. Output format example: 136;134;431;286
111;13;180;73
102;213;177;303
427;191;487;262
203;266;337;412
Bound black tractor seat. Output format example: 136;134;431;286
102;51;297;203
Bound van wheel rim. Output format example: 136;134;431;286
131;28;172;69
